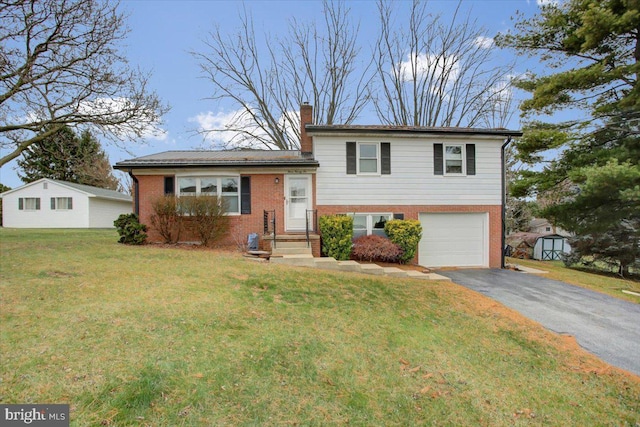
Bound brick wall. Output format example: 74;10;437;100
317;204;503;268
135;174;286;250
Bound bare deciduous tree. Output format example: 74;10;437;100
0;0;167;167
193;0;371;150
373;0;515;128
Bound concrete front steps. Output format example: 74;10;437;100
269;253;450;281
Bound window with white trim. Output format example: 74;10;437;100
349;213;393;238
359;143;379;174
51;197;73;210
18;197;40;210
176;176;240;214
444;144;464;174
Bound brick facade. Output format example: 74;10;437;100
135;173;291;250
316;204;503;268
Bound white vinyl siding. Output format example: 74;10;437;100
314;135;503;206
1;179;131;228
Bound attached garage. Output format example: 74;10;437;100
419;212;489;268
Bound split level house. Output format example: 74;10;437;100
114;104;522;269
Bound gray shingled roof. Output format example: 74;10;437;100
114;150;318;169
50;179;132;201
305;124;523;137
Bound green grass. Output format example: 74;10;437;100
1;229;639;426
508;257;640;304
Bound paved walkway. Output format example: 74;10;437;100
440;269;640;376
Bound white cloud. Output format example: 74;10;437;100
474;36;494;49
189;108;299;149
396;52;460;86
537;0;559;6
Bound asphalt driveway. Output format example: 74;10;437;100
440;269;640;377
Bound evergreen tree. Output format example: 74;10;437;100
497;0;640;275
17;126;120;190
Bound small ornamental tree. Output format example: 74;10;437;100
319;215;353;260
384;219;422;264
180;195;230;246
150;195;183;244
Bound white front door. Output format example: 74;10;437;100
285;174;312;231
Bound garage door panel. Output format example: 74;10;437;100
419;213;488;268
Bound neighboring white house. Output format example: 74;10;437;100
1;178;132;228
529;218;571;236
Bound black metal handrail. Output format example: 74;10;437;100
263;209;276;248
305;209;317;248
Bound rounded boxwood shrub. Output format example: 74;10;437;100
114;213;147;245
384;219;422;264
319;214;353;260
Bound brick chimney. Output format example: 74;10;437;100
300;103;313;155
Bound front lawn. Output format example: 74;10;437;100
508;257;640;304
1;229;639;426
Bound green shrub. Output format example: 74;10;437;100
384;219;422;264
150;195;183;244
179;195;230;246
319;215;353;260
352;235;403;263
114;213;147;245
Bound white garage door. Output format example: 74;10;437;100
419;213;488;268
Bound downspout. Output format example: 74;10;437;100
128;169;139;216
501;136;513;269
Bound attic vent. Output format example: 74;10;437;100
43;182;48;189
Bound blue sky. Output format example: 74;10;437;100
0;0;550;189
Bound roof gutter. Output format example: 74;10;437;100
501;136;513;269
128;169;139;216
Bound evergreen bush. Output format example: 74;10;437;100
384;219;422;264
319;215;353;260
114;213;147;245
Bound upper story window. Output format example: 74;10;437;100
177;176;240;214
359;143;379;174
445;145;464;174
434;143;476;176
346;142;391;175
51;197;73;210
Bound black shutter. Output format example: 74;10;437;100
393;213;404;220
51;198;56;210
35;198;40;210
68;198;73;210
434;144;443;175
346;141;357;174
18;198;23;210
164;176;174;195
466;144;476;175
381;142;391;175
240;176;251;214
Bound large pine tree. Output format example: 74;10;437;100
497;0;640;275
17;126;120;190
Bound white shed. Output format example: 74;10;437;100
1;178;132;228
532;234;572;261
